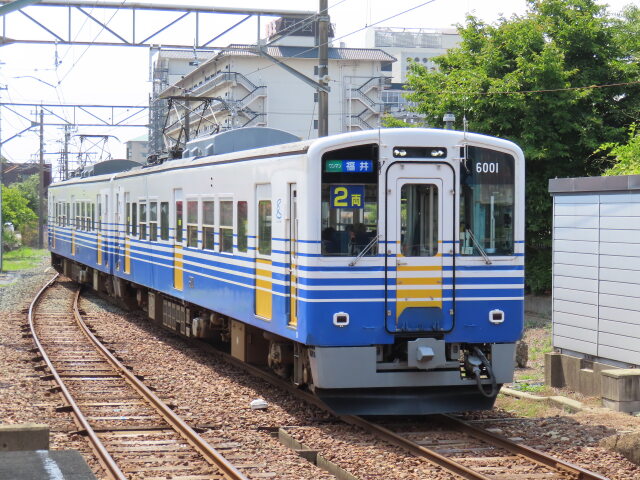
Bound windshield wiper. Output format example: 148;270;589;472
466;228;492;265
349;233;380;267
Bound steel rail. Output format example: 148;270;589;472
194;339;610;480
71;288;248;480
443;414;610;480
28;274;128;480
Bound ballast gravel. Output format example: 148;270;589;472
0;264;639;479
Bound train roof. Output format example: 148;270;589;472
50;128;524;188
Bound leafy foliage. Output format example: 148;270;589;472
404;0;640;292
2;185;37;230
599;124;640;175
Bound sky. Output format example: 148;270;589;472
0;0;635;178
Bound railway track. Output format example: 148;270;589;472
28;274;248;480
194;337;611;480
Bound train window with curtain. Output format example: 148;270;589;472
139;203;147;240
321;143;379;256
220;200;233;253
400;184;439;256
258;200;271;255
160;202;169;241
132;202;138;236
149;202;158;241
237;201;248;253
460;146;515;256
187;200;198;247
202;200;215;250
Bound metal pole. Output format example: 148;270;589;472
38;107;44;249
63;125;70;180
0;84;5;271
317;0;329;137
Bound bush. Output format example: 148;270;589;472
2;229;21;252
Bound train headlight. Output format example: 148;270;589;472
489;309;505;325
333;312;349;327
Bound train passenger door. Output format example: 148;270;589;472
386;162;454;333
288;184;298;327
173;189;184;291
255;184;272;320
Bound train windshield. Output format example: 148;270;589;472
321;144;378;257
460;146;515;256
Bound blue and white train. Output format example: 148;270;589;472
48;127;525;415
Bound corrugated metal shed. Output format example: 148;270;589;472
549;174;640;367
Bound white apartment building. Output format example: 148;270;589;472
155;16;395;149
366;27;461;83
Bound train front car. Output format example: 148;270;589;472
301;128;524;415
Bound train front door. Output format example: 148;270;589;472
386;162;455;333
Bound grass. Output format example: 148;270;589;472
2;247;48;271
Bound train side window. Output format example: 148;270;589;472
175;201;183;243
202;200;215;250
237;201;248;253
132;202;138;236
187;200;199;248
220;200;233;253
97;196;102;232
258;200;272;255
139;202;147;240
125;201;130;235
160;202;169;241
320;143;379;256
81;202;86;231
149;201;158;241
91;203;95;231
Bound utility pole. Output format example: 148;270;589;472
0;83;6;272
38;106;44;249
63;124;70;180
317;0;329;137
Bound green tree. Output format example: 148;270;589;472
13;174;39;213
2;185;37;230
404;0;640;292
600;124;640;175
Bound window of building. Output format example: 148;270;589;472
321;144;379;256
202;200;215;250
149;201;158;241
187;200;198;247
220;200;233;253
160;202;169;241
258;200;271;255
237;201;248;253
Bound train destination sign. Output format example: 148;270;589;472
330;185;365;209
324;159;374;173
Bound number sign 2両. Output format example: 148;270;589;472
330;185;365;209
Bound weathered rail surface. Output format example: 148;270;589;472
28;275;248;480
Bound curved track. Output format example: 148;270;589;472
28;275;248;480
194;339;610;480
